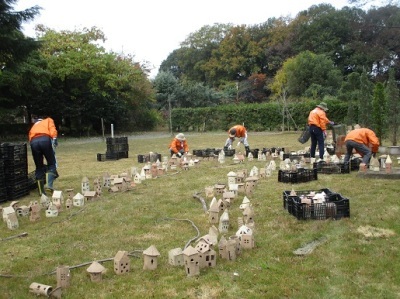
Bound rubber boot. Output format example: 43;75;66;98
37;179;46;196
45;171;57;194
245;146;251;157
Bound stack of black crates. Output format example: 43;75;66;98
282;188;350;220
0;142;29;202
97;137;129;161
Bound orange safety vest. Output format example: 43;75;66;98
169;138;189;154
229;125;247;138
307;107;330;131
345;128;380;153
29;118;58;142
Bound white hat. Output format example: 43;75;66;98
175;133;186;141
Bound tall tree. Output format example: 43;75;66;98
385;67;400;145
0;0;41;69
372;82;387;142
358;69;373;127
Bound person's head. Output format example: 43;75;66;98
175;133;186;141
32;115;44;124
316;102;328;111
229;128;237;138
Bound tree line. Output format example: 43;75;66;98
0;0;399;142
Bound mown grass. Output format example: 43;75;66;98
1;131;399;299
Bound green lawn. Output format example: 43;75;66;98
1;131;399;299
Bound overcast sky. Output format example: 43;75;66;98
15;0;351;78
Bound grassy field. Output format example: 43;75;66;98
1;130;399;299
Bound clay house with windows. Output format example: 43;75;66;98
195;236;216;269
183;245;200;277
218;209;229;234
81;177;90;194
84;190;98;202
168;248;184;266
29;201;41;222
114;250;130;275
73;193;85;207
86;261;105;282
143;245;160;270
208;199;219;224
236;225;255;249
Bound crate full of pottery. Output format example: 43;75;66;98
282;188;350;220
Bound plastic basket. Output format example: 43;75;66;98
278;168;317;184
282;188;350;220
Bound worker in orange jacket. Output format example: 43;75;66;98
224;124;250;153
29;116;59;195
344;127;380;165
169;133;189;157
307;102;334;161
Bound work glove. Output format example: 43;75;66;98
323;131;327;139
237;141;241;147
52;138;58;150
177;152;182;158
329;121;335;125
228;145;232;150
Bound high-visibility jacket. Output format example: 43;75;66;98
229;125;247;138
29;118;58;142
308;107;330;131
345;128;380;153
169;138;189;154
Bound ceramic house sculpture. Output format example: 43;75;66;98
239;196;251;210
250;166;259;177
114;251;130;275
86;261;105;282
223;191;235;203
206;229;219;246
103;173;111;188
29;282;53;297
218;209;230;233
81;177;90;194
65;188;74;200
235;171;246;184
217;198;226;212
208;200;220;224
6;211;19;230
3;206;14;222
227;171;237;185
237;183;245;194
133;173;142;184
225;237;238;261
218;151;225;164
205;186;214;198
56;265;70;288
72;193;85;207
46;202;58;217
236;225;255;249
195;237;217;268
169;155;179;168
140;168;147;180
259;168;266;178
243;206;255;224
94;178;102;196
229;235;242;257
228;183;239;196
84;190;97;201
65;198;72;209
247;152;253;161
183;245;200;277
16;205;30;217
52;190;64;211
40;193;50;209
237;152;245;162
218;236;228;259
386;155;392;173
214;184;226;195
30;201;41;222
233;155;240;164
130;167;138;178
143;245;160;270
168;248;184;266
370;156;380;171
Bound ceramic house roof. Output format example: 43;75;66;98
182;245;198;256
386;155;392;164
82;177;89;183
84;191;97;197
227;171;237;177
220;210;229;221
236;225;253;236
218;235;227;247
87;261;105;273
242;196;250;204
114;250;129;261
52;190;63;198
208;200;219;213
143;245;160;256
73;193;84;200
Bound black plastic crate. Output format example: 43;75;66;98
278;168;317;184
282;188;350;220
313;162;350;174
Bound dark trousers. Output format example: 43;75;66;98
30;136;57;180
309;125;325;159
344;140;371;165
